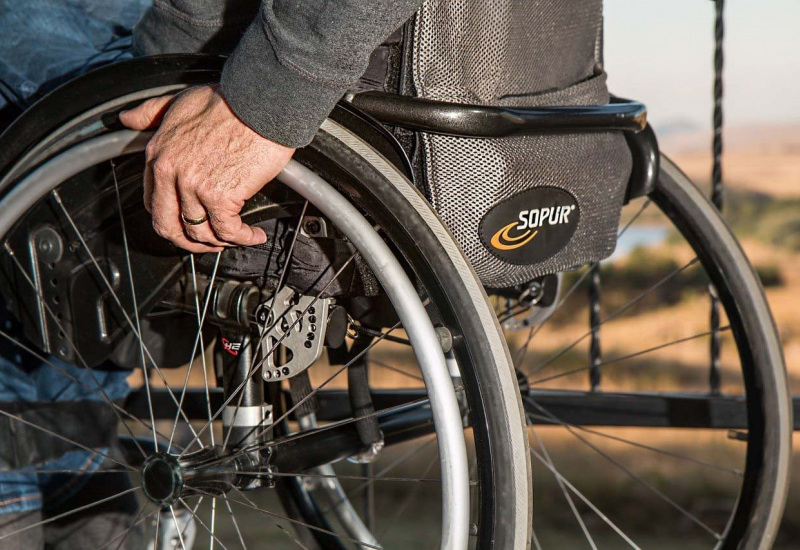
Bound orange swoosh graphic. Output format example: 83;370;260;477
490;222;538;251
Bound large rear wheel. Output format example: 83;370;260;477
0;57;532;549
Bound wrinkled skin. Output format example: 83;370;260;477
120;85;295;253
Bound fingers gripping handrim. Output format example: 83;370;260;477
119;95;175;131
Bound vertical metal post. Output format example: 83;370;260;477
363;462;376;533
588;263;602;391
708;0;725;395
223;334;265;449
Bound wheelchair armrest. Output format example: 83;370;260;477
349;91;647;138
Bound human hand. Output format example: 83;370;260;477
119;85;295;253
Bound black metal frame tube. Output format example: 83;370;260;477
350;91;647;138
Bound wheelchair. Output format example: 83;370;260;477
0;53;789;550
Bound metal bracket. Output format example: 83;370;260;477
502;273;562;332
261;287;330;382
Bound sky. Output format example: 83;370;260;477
603;0;800;132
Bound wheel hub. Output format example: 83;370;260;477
140;447;266;507
141;453;183;507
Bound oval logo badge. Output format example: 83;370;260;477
480;187;580;265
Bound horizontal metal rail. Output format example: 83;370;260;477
124;386;800;431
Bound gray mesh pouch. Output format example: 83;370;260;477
412;0;632;288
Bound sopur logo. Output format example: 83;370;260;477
490;204;577;251
480;187;580;264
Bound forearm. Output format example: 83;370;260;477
133;0;261;56
221;0;423;148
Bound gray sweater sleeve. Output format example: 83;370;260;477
134;0;422;148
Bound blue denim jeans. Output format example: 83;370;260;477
0;0;151;515
0;331;131;515
0;0;151;124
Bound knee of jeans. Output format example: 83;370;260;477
33;360;132;402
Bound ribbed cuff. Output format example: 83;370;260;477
220;20;347;148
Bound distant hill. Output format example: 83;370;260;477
657;124;800;198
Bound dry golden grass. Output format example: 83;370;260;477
662;124;800;199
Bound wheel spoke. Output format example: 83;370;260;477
225;485;380;549
229;470;444;484
368;358;425;383
3;245;150;459
223;497;248;550
94;505;155;550
192;254;218;448
617;198;653;239
524;407;741;475
110;502;148;550
167;251;221;453
210;497;217;550
0;467;131;474
525;257;700;378
527;397;723;539
195;488;310;549
378;454;438;539
50;191;204;448
0;486;139;543
171;496;205;544
169;506;188;550
529;447;641;549
528;325;732;387
111;159;158;452
0;407;133;471
178;497;228;550
320;437;437;516
153;506;161;550
530;423;597;549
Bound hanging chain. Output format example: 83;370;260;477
711;0;725;210
708;0;725;395
588;263;602;391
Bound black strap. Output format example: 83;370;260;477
0;401;118;470
347;335;383;447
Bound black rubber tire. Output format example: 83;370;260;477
650;157;791;549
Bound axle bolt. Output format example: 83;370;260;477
303;219;322;235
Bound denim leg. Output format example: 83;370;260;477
0;0;152;122
33;360;132;513
0;0;153;518
0;328;133;516
0;355;41;515
0;0;160;525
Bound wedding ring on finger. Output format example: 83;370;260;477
181;212;208;226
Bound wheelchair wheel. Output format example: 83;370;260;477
498;157;790;548
0;58;531;549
